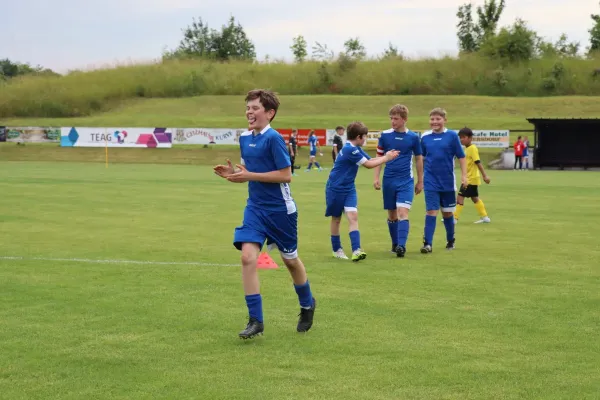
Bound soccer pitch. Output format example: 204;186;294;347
1;161;599;399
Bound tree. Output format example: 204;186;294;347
311;42;334;61
342;37;366;60
456;0;505;53
0;58;57;80
476;0;505;40
381;43;403;59
166;15;256;61
456;3;479;53
589;3;600;54
290;36;308;62
538;34;580;58
480;19;537;62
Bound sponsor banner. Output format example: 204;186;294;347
61;127;172;148
364;131;381;150
0;126;6;142
172;128;243;145
5;127;60;143
277;129;327;146
471;130;509;148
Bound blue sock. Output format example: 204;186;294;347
387;219;398;247
331;235;342;252
245;294;263;323
424;215;437;245
443;216;455;242
294;280;313;309
349;230;361;251
315;162;321;168
307;162;313;169
397;219;409;247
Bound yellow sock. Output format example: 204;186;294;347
454;204;464;220
474;200;488;217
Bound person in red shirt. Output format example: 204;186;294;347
513;136;524;170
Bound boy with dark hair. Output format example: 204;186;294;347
306;130;323;172
214;89;316;339
454;127;491;224
514;136;524;170
326;121;399;261
332;125;345;162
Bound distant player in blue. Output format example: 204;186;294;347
325;121;399;262
420;108;467;253
306;130;323;172
213;89;316;339
373;104;424;258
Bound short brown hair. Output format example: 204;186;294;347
346;121;368;140
245;89;280;121
389;104;408;119
335;125;345;131
458;127;473;137
429;107;447;118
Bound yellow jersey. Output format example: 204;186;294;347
465;144;481;185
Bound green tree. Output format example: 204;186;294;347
476;0;505;40
480;18;537;62
381;43;403;59
538;34;580;58
290;35;308;62
589;3;600;54
311;42;334;61
456;3;479;52
456;0;505;53
166;16;255;61
342;37;366;60
0;58;57;80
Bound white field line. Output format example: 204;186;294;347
0;256;238;267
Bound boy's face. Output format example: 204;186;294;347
390;115;407;131
356;134;366;146
459;134;472;146
336;129;344;136
429;114;446;132
246;98;274;131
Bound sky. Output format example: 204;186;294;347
1;0;598;73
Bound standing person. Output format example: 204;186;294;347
213;89;316;339
289;129;299;176
514;136;524;170
454;127;491;224
326;121;399;261
332;125;345;163
306;130;323;172
420;108;467;253
373;104;424;258
522;135;530;170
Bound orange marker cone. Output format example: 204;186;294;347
257;252;278;269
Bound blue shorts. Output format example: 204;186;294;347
233;206;298;259
523;148;528;157
425;190;456;212
382;179;414;210
310;149;317;157
325;190;358;218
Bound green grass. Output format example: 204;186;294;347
3;94;600;131
1;161;599;399
2;56;600;119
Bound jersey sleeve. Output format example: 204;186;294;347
453;134;465;158
349;148;369;165
412;135;423;156
270;134;292;170
472;146;481;163
376;135;384;157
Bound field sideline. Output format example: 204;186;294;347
1;161;599;399
3;94;600;131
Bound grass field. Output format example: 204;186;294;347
1;161;599;399
3;94;600;131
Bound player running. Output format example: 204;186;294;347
306;130;323;172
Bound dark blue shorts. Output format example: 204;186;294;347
233;206;298;259
382;180;414;210
425;190;457;212
325;189;358;218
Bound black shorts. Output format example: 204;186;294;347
458;184;479;198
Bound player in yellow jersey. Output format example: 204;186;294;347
454;127;491;224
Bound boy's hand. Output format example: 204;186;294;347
483;175;491;184
461;174;468;188
385;150;400;161
227;164;251;183
415;181;423;195
373;179;381;190
214;159;235;178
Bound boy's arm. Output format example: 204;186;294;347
413;136;424;193
473;147;490;183
453;134;467;187
363;150;399;169
373;137;385;189
227;135;292;184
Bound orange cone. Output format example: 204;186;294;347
257;252;278;269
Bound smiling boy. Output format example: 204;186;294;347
213;89;316;339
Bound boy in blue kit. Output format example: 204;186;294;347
326;121;399;261
306;130;323;171
213;89;316;339
420;108;467;253
373;104;424;258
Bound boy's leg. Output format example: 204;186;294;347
441;191;457;249
395;182;414;257
382;180;399;251
306;155;314;171
422;191;439;253
344;191;366;262
233;207;267;339
472;190;490;223
265;210;316;333
326;191;348;259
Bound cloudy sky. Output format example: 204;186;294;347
2;0;598;72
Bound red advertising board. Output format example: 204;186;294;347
277;128;327;146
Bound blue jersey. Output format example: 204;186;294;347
376;128;422;184
421;129;465;192
239;125;296;214
309;135;317;152
326;142;371;193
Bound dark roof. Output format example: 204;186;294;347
527;118;600;124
